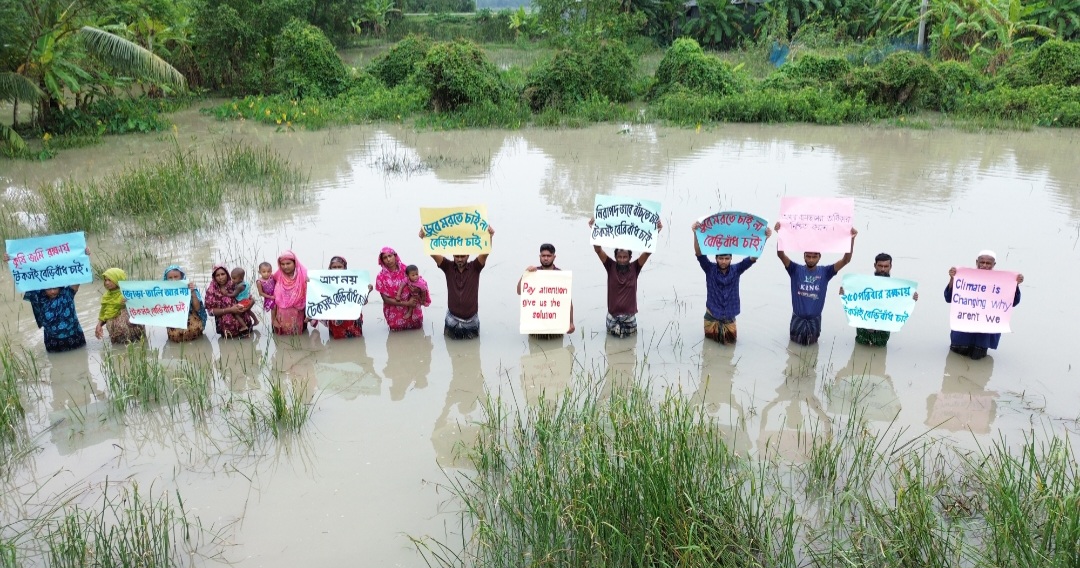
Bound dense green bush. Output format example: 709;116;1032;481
369;35;433;87
412;39;510;111
192;3;266;92
762;53;852;90
400;0;476;12
959;85;1080;127
933;60;985;111
524;40;635;110
273;19;350;98
841;51;942;111
648;38;744;100
1025;40;1080;86
649;84;875;126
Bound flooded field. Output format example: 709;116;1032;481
1;110;1078;565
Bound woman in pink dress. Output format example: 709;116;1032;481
272;250;308;335
376;247;424;331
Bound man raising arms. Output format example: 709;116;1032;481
775;222;857;345
421;225;495;340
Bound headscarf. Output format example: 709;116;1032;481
273;250;308;310
329;256;348;269
99;268;127;322
163;264;207;325
377;247;399;271
375;247;408;298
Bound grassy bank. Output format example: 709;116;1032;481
0;143;308;241
416;379;1080;567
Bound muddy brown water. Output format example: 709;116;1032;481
1;109;1079;565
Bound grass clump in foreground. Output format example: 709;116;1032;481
33;144;307;237
101;343;213;421
0;342;40;464
44;483;220;568
225;377;314;444
417;379;1080;567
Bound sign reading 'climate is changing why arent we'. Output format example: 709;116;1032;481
839;274;918;332
519;270;573;335
420;206;491;256
949;267;1018;334
306;270;372;321
5;232;93;292
119;280;192;329
591;195;662;253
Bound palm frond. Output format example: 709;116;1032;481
0;124;28;152
0;72;45;104
77;25;186;90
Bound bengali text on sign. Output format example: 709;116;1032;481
119;280;192;329
840;274;918;332
420;205;491;256
696;211;769;256
777;197;854;254
5;232;93;292
591;195;662;253
306;269;372;321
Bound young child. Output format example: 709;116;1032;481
221;267;259;326
95;267;146;344
398;265;430;320
255;261;277;322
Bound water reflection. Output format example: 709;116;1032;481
519;338;576;405
827;344;900;423
926;353;998;434
759;345;831;462
690;341;750;455
383;331;433;401
432;338;485;468
313;335;382;400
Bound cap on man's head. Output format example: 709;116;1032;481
977;250;996;259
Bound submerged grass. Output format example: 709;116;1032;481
101;342;213;421
225;377;314;444
44;482;216;568
0;342;40;464
34;144;307;237
419;377;1080;568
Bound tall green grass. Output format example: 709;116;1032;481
418;377;1080;568
225;377;314;444
101;343;213;421
0;343;39;461
35;144;307;237
44;483;216;568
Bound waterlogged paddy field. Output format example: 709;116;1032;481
1;111;1079;565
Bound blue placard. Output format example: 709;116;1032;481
840;274;918;332
6;232;93;292
695;211;770;257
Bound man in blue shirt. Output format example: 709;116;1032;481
692;221;772;344
775;222;858;345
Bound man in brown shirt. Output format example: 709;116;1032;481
420;225;495;339
516;243;575;337
588;218;662;338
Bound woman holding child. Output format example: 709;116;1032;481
204;265;256;338
376;247;429;331
163;265;207;342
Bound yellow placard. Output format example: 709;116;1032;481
420;205;491;256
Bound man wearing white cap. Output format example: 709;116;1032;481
944;250;1024;360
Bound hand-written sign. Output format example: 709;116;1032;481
420;206;491;256
519;270;573;334
119;280;191;329
696;211;769;256
840;274;918;332
306;269;371;321
777;197;854;253
948;268;1018;334
5;232;93;292
591;195;662;253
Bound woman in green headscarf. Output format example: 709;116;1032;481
94;268;145;344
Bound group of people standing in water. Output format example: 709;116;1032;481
5;219;1023;362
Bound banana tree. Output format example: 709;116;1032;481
0;72;45;151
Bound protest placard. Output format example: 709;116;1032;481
777;197;854;253
306;270;372;321
839;274;918;332
948;268;1018;334
591;195;662;253
420;206;491;256
119;280;192;329
5;232;93;293
695;211;769;256
519;270;573;334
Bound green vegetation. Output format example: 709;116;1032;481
225;378;314;443
0;343;39;461
101;343;213;420
417;380;1080;568
27;144;307;237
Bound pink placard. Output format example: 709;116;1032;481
948;268;1018;334
777;197;854;253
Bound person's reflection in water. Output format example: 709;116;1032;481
520;337;577;406
431;338;486;468
690;341;750;455
926;353;998;434
313;329;382;401
828;344;900;423
758;345;831;462
383;331;433;401
43;349;99;412
598;335;638;401
47;348;120;456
